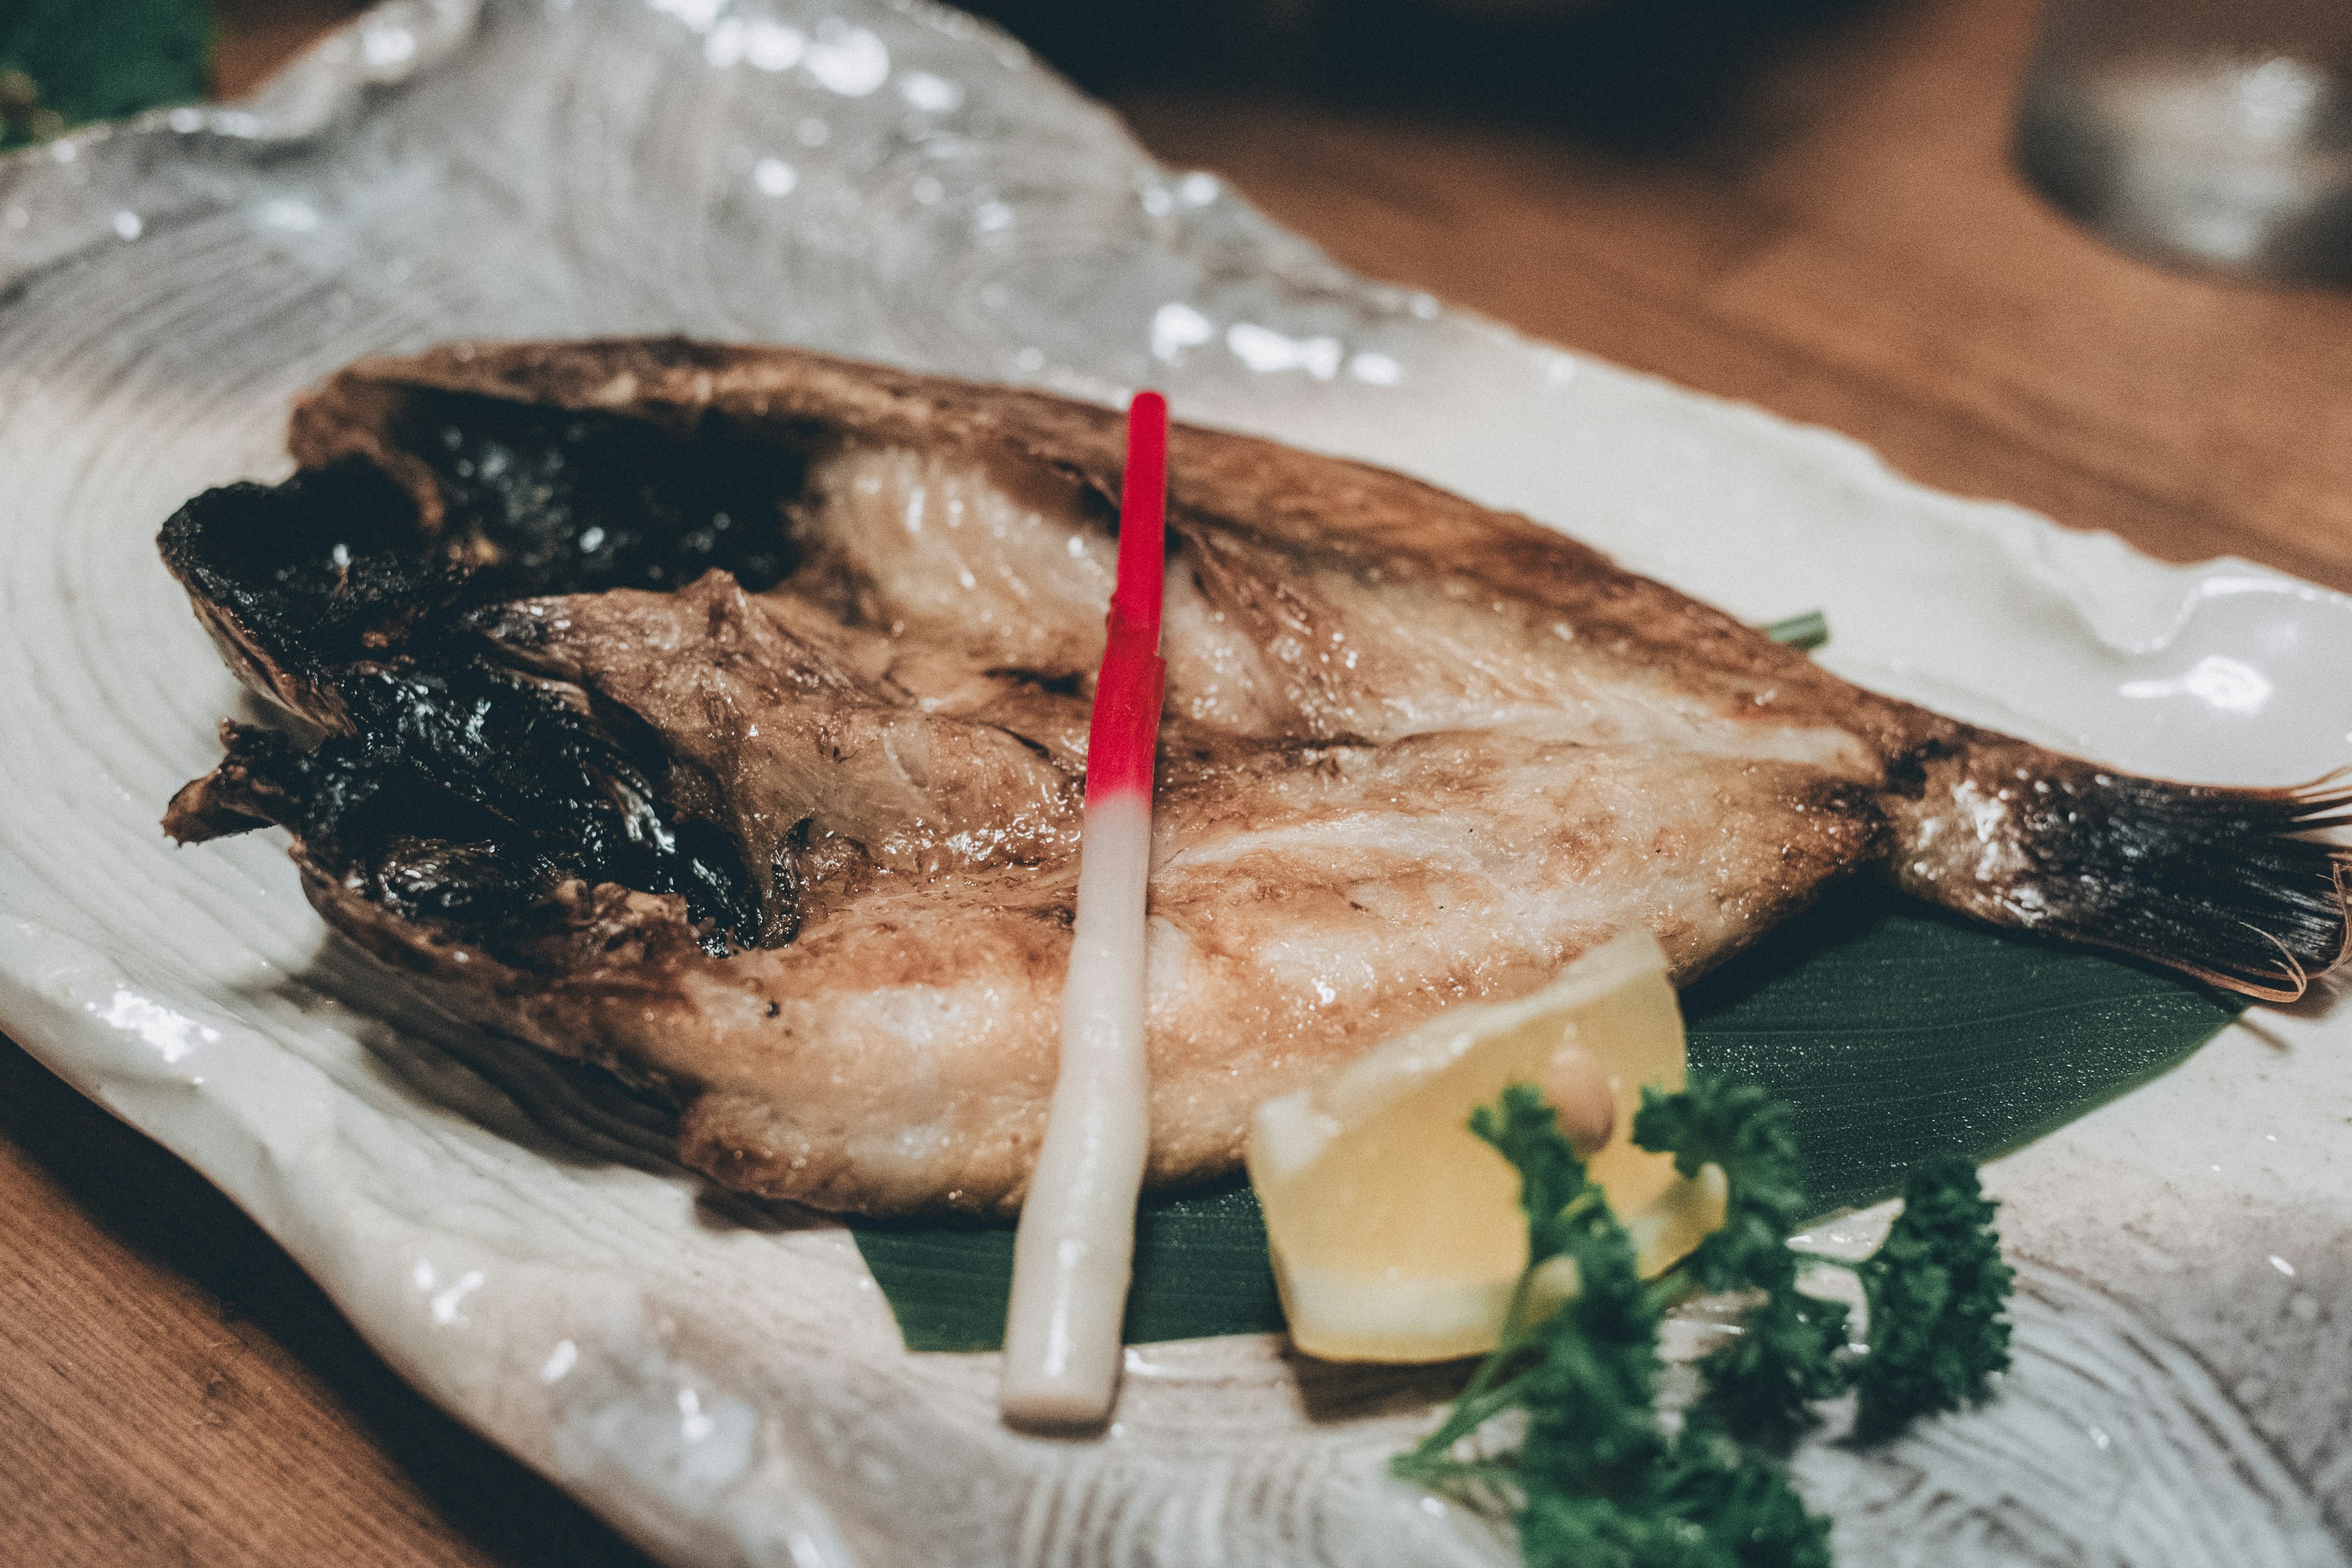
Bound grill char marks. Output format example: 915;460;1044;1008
157;337;2352;1215
394;394;805;600
162;657;767;952
161;461;455;726
168;722;569;932
1882;741;2352;1001
472;574;1085;945
157;390;799;951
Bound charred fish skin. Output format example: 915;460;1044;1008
159;338;2352;1215
1881;738;2352;1001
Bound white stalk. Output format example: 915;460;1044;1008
1000;792;1155;1425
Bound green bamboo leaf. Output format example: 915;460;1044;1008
854;884;2236;1351
1679;883;2237;1215
854;1177;1281;1352
1;0;210;151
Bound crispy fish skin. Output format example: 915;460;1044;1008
161;339;2352;1215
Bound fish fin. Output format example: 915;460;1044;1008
1881;741;2352;1001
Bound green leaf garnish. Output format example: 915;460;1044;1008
1761;609;1829;650
1;0;210;151
1397;1077;2016;1567
1396;1085;1831;1565
1636;1076;1849;1444
1851;1153;2015;1438
1472;1084;1607;1276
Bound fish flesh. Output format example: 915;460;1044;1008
160;339;2352;1216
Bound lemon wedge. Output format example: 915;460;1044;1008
1246;929;1725;1363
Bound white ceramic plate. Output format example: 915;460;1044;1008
2;2;2348;1562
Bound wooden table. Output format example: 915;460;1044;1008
7;0;2351;1561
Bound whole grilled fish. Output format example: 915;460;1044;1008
160;340;2352;1215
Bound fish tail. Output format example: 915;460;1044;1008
1880;736;2352;1001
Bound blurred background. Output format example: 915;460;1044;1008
4;0;1877;151
13;0;2350;282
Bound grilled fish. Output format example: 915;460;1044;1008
160;339;2352;1215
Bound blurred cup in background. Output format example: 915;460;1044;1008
2016;0;2352;287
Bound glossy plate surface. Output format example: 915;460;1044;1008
1;2;2348;1561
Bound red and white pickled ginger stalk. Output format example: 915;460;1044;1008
1000;391;1170;1426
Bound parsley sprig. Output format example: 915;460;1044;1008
1852;1153;2015;1439
1394;1073;2015;1567
1634;1079;1849;1446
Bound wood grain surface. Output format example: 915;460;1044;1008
7;0;2351;1562
1121;0;2352;593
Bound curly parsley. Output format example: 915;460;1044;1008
1634;1076;1850;1445
1395;1084;1831;1567
1852;1153;2015;1438
1395;1074;2015;1568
